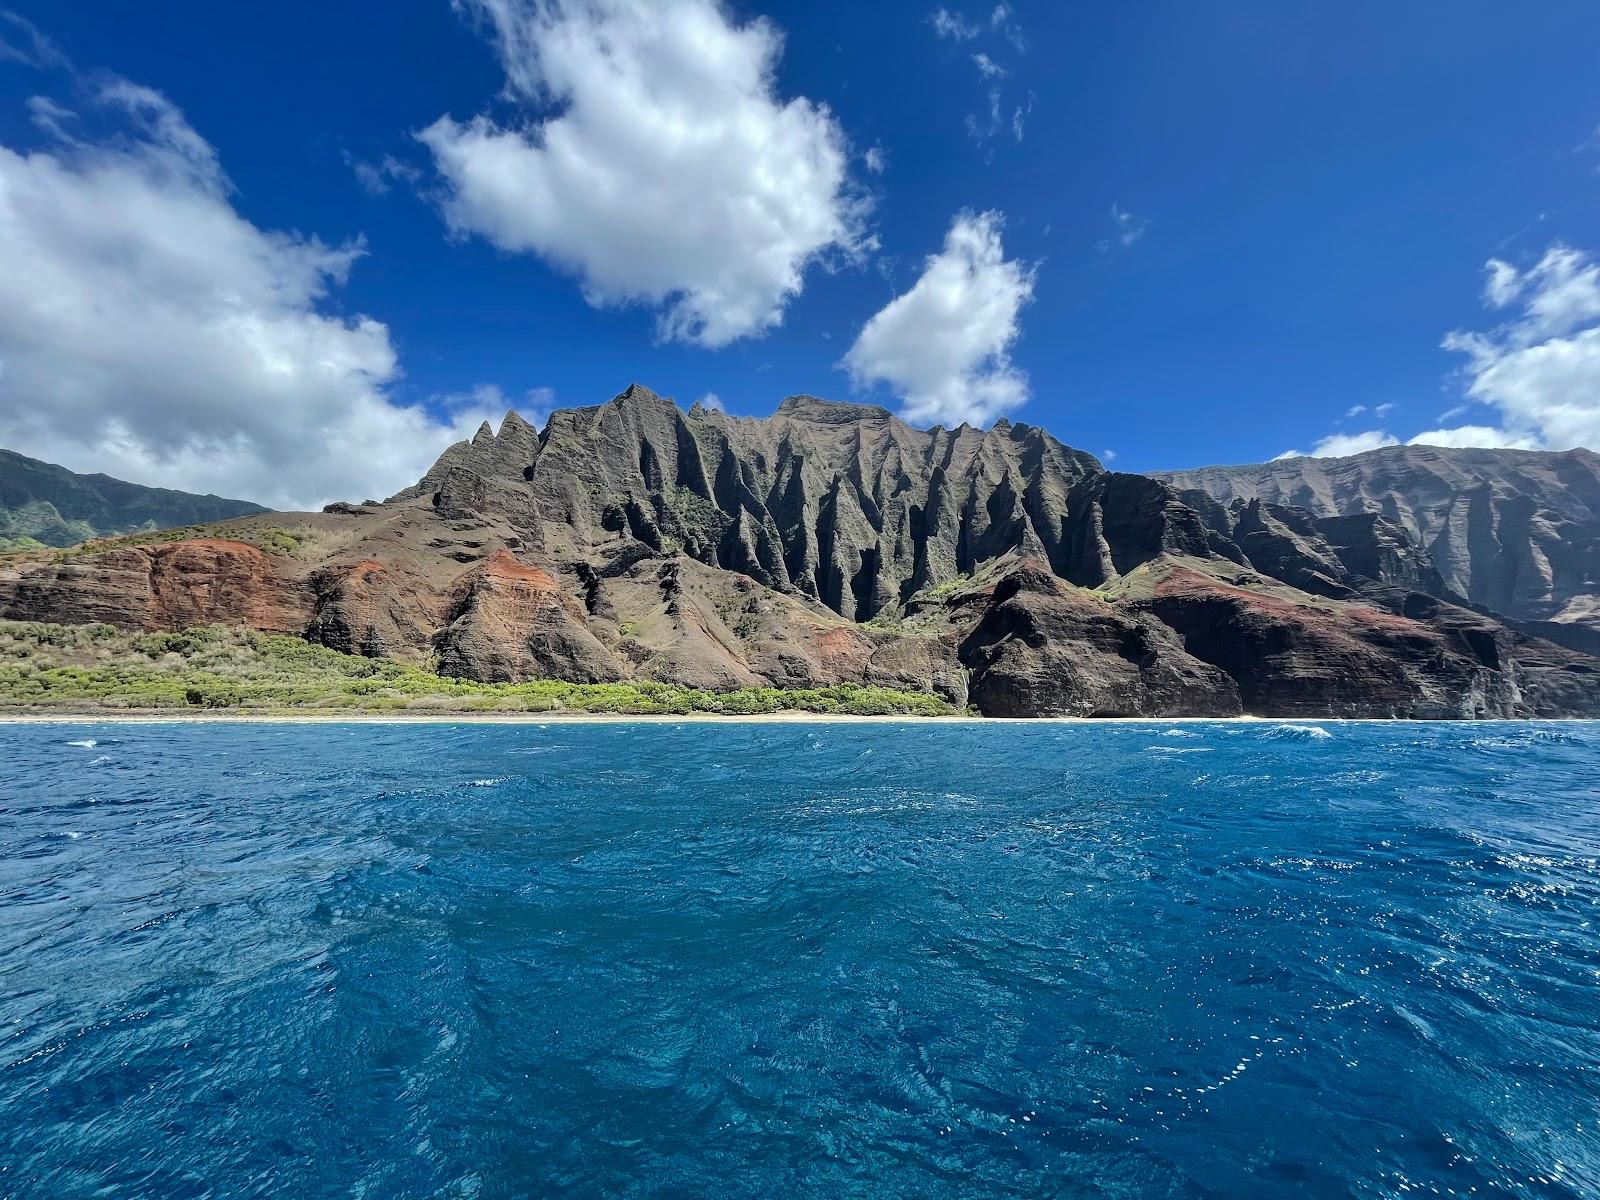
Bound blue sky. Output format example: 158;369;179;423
2;1;1599;508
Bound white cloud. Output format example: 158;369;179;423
930;7;981;39
421;0;868;349
0;79;509;510
1483;258;1521;308
964;87;1030;145
694;391;725;412
965;88;1003;142
1313;430;1400;457
435;384;554;429
934;5;1025;142
1096;203;1147;250
1506;246;1600;340
344;151;422;197
972;52;1007;78
843;210;1034;427
1275;430;1400;460
1408;425;1540;450
0;11;66;69
1102;448;1117;463
1440;243;1600;450
1345;404;1367;418
1375;402;1395;418
863;145;886;174
1010;93;1033;142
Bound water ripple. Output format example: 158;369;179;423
0;719;1597;1198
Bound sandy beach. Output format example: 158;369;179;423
0;709;1279;725
2;711;1590;726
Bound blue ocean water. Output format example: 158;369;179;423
1;721;1597;1199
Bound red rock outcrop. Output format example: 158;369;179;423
434;550;623;684
0;540;308;634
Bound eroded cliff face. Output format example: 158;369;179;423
1155;445;1600;632
400;386;1106;622
1;540;310;634
2;387;1596;717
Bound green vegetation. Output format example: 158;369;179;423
668;485;730;545
0;447;264;550
48;522;316;561
0;620;953;717
915;576;969;602
254;527;303;555
0;499;99;551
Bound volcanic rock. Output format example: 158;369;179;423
2;386;1596;717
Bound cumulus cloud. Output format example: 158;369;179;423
1437;244;1600;450
1483;258;1521;308
421;0;868;349
843;210;1035;427
1273;430;1400;460
1408;425;1541;450
0;79;510;510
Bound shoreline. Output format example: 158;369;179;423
2;711;1595;726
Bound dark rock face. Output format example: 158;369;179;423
398;385;1105;622
305;559;438;660
1155;445;1600;633
958;561;1242;717
4;386;1598;717
1140;568;1526;718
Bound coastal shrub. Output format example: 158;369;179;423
0;619;953;717
255;529;302;555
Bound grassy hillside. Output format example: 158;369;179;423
0;621;954;717
0;449;267;550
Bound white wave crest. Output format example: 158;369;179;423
1263;724;1333;741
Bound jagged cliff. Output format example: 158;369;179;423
2;386;1596;717
1155;446;1600;635
399;388;1105;622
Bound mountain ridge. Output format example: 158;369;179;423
2;387;1596;718
1153;444;1600;632
0;448;267;552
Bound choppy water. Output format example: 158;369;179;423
1;720;1598;1199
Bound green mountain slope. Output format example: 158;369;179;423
0;449;267;551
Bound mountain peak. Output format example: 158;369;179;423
613;382;669;407
775;395;894;423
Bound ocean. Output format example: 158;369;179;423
1;720;1597;1198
